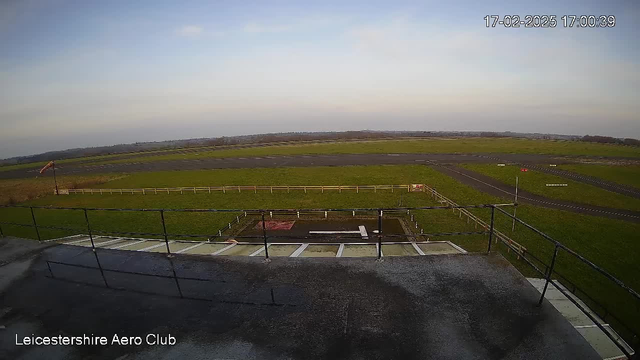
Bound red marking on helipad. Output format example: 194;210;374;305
256;221;296;230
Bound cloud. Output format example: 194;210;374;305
176;25;203;37
243;22;290;33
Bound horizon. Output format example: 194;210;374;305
1;0;639;158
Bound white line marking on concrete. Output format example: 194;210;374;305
139;241;173;252
412;242;426;256
211;243;236;255
290;243;309;257
574;324;610;329
48;234;85;243
94;238;126;247
64;236;94;245
358;225;368;240
112;240;147;249
336;244;345;257
176;242;206;254
249;244;270;257
446;241;468;254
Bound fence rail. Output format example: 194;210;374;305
423;184;527;256
61;184;423;195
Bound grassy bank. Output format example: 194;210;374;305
459;163;640;211
0;174;126;205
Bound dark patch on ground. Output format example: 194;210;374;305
0;243;599;359
237;218;406;243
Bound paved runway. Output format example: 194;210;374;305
5;152;638;222
0;153;573;179
433;165;640;223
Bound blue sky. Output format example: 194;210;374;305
1;0;639;158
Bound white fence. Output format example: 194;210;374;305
63;184;425;195
422;184;527;257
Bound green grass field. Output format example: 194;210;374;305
559;164;640;190
1;164;638;341
87;138;640;166
460;164;640;211
3;137;639;172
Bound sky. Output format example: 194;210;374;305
1;0;639;158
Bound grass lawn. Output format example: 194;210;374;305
0;174;125;205
1;164;639;341
460;163;640;212
87;138;640;166
3;137;637;172
559;164;640;190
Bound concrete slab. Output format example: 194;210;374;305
181;243;229;255
299;244;339;257
147;241;197;253
418;242;462;255
382;243;419;256
341;244;377;257
577;326;629;359
265;244;300;257
103;239;143;249
0;246;600;360
217;244;263;256
527;278;632;359
116;240;154;251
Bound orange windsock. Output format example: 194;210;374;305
39;161;55;174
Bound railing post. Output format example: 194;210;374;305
262;212;269;260
83;208;96;250
377;209;383;260
487;206;495;253
29;207;41;241
160;210;171;256
538;245;560;306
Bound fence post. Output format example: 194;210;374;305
83;208;95;250
377;209;383;260
487;206;495;253
160;210;171;256
30;207;41;242
538;245;560;306
262;212;269;260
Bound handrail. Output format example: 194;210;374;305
494;205;640;302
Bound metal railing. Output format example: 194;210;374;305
1;202;638;358
492;206;638;359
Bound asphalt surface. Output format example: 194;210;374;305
433;165;640;223
0;239;599;360
0;153;572;180
5;152;639;222
520;163;640;199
